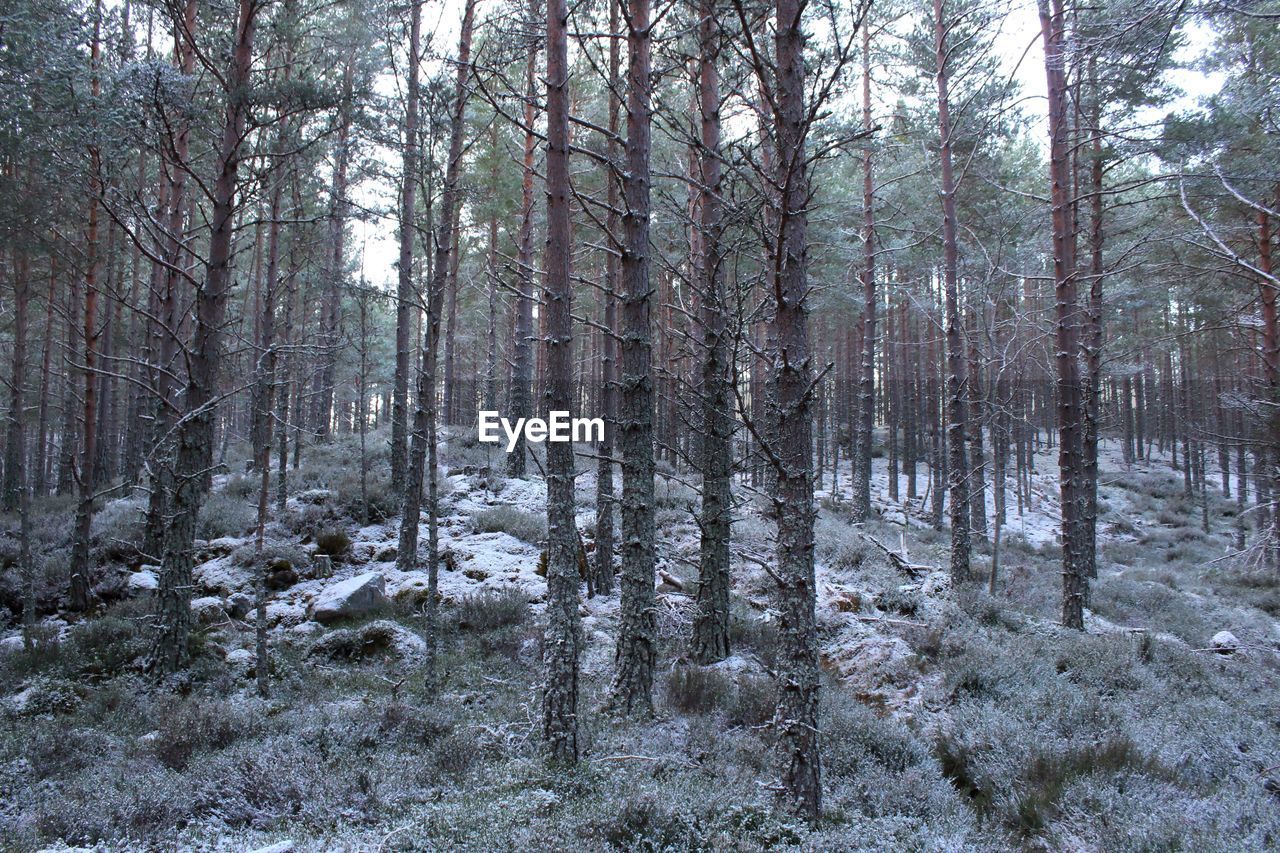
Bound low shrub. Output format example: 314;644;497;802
472;506;546;543
434;727;482;778
90;498;144;557
223;474;258;499
879;586;921;617
1009;736;1165;837
655;476;698;510
151;697;255;771
196;492;255;540
61;614;148;678
308;620;423;663
331;468;398;523
729;610;777;671
815;517;871;573
665;664;733;715
232;539;307;569
727;674;774;728
315;527;352;558
455;589;529;631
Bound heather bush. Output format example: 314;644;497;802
472;505;545;543
196;492;255;540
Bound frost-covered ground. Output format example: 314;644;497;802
1;427;1278;851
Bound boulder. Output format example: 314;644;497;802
4;677;84;716
308;619;426;663
310;572;388;624
266;599;308;628
127;569;159;594
196;537;240;562
225;648;256;677
1212;630;1240;654
226;592;253;620
190;596;228;625
194;556;251;596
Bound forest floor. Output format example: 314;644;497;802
2;428;1279;851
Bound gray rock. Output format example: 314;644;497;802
225;648;256;677
127;569;159;594
226;592;254;619
191;596;228;625
308;619;426;663
1212;630;1240;654
310;572;388;624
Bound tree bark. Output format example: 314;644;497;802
769;0;821;822
151;0;259;673
935;0;971;583
593;0;622;597
397;0;475;686
1038;0;1087;628
391;0;422;497
541;0;581;765
3;249;29;513
610;0;657;718
33;261;57;497
70;5;104;613
691;0;731;664
143;0;197;560
1080;58;1104;580
1258;203;1279;565
852;26;876;523
312;54;356;442
506;41;538;479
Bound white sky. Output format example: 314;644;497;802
349;0;1226;292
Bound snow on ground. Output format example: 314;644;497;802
2;432;1256;716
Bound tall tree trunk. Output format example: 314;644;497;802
1039;0;1087;628
852;26;876;523
33;261;56;497
1080;57;1104;580
541;0;581;765
3;249;29;513
313;55;356;443
143;0;197;560
484;123;501;414
935;0;971;583
247;5;299;694
507;41;538;478
768;0;821;822
275;179;304;513
967;309;987;540
391;0;422;497
70;5;104;613
593;0;621;596
151;0;258;673
1258;202;1280;566
610;0;657;717
442;201;463;427
691;0;730;664
397;0;475;683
